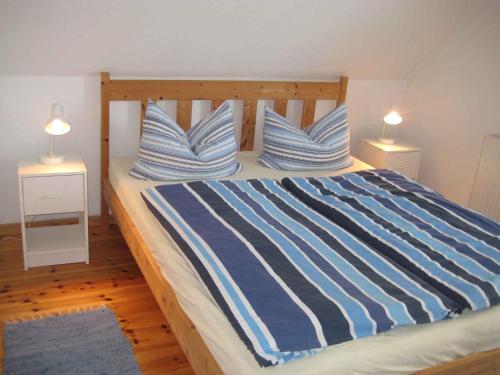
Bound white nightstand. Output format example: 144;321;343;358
358;139;422;179
18;156;89;269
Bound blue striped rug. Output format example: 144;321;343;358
2;307;141;375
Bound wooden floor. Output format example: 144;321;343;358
0;218;195;375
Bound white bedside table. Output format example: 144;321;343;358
358;139;422;179
18;156;89;269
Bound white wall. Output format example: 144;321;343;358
399;0;500;206
0;0;469;79
0;76;403;224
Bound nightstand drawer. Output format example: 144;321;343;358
386;152;421;179
23;175;84;215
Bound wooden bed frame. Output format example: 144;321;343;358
99;72;500;375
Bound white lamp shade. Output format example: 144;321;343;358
383;111;403;126
44;103;71;135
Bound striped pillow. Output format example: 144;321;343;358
130;100;241;180
259;103;352;170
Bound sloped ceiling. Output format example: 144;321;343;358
0;0;472;79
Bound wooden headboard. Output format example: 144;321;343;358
100;72;348;223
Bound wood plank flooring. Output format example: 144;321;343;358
0;218;195;374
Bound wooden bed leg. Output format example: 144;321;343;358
101;195;110;229
100;72;111;230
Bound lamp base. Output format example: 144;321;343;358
378;137;395;145
40;154;65;165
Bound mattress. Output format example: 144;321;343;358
109;152;500;375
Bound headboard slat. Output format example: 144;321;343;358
241;100;257;151
177;100;193;131
274;100;287;117
301;100;316;128
140;99;147;133
211;99;224;112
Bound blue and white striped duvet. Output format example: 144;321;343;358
283;170;500;311
143;177;498;366
141;169;499;366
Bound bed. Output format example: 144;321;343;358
100;73;500;374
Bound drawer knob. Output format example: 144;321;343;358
43;194;64;199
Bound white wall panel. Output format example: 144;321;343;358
469;135;500;221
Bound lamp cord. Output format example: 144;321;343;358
0;215;38;246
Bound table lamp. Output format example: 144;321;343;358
379;110;402;145
40;103;71;164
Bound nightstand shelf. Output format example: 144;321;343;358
18;156;89;270
25;224;87;267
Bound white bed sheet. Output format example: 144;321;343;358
109;152;500;375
